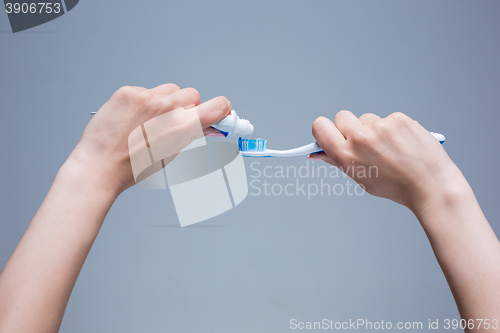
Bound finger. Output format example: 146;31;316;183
130;86;147;91
150;83;180;96
196;96;232;129
312;116;347;166
307;151;335;164
334;110;362;139
203;127;225;137
157;87;201;111
359;113;381;125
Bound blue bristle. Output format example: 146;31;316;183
238;137;266;151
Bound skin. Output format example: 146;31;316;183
0;89;498;331
310;111;500;331
0;83;231;333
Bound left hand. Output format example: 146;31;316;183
67;84;232;196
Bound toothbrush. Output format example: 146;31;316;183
238;132;445;158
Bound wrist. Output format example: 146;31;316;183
60;146;123;201
408;165;474;226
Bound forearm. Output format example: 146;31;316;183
311;111;500;328
413;172;500;329
0;85;228;332
0;154;119;333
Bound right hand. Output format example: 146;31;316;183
310;111;465;214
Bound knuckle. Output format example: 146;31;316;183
141;89;155;101
373;119;389;133
113;86;155;108
335;110;352;122
134;89;154;108
360;112;376;119
113;86;136;101
389;112;409;124
148;96;174;116
166;83;180;91
158;97;174;111
350;129;371;146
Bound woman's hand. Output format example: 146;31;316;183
310;111;464;214
311;111;500;326
0;84;233;333
67;84;231;196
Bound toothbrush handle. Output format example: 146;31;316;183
430;132;446;144
244;131;445;157
269;142;323;157
310;131;445;155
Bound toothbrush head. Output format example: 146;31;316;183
238;137;266;152
238;138;323;157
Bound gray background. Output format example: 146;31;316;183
1;1;499;332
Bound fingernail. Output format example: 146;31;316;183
207;132;225;137
184;104;196;110
307;156;324;162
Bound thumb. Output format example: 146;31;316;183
311;116;347;166
307;151;335;164
195;96;232;129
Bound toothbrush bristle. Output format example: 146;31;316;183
238;137;266;152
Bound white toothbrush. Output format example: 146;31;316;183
238;132;445;157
